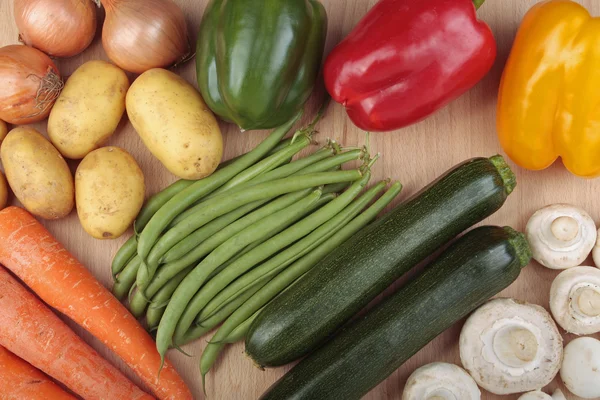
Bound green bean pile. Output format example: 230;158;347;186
110;107;402;381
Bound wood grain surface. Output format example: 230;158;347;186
1;1;599;399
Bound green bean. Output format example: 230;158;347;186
145;266;193;330
206;135;311;199
172;173;371;344
132;193;334;318
197;182;402;377
155;189;326;359
218;308;261;344
112;256;141;301
175;281;266;344
163;201;272;266
294;149;364;175
266;138;293;156
322;181;351;194
196;181;388;324
170;146;337;228
111;239;138;280
137;113;302;276
248;147;334;183
180;304;264;347
142;170;363;288
205;193;336;282
158;189;313;270
135;199;271;293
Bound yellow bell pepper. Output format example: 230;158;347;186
497;0;600;178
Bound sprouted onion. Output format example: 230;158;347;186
14;0;98;58
0;45;63;124
100;0;190;73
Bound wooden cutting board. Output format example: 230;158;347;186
1;1;599;399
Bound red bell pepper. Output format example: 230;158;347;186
324;0;496;132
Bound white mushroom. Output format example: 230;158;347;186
526;204;596;269
550;266;600;335
518;389;567;400
402;362;480;400
592;229;600;268
550;389;567;400
459;298;563;395
560;337;600;399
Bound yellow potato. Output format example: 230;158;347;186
126;68;223;180
1;127;74;219
48;60;129;159
76;146;145;239
0;119;7;147
0;171;8;210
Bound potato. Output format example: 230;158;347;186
126;68;223;180
48;60;129;159
75;146;145;239
1;127;74;219
0;171;8;210
0;119;7;147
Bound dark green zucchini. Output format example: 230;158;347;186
245;156;516;367
260;225;532;400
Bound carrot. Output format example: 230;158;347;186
0;344;76;400
0;266;152;400
0;207;192;400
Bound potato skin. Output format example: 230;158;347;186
126;68;223;180
0;172;8;210
0;119;6;147
48;60;129;159
0;127;74;219
75;146;145;239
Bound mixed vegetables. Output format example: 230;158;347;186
0;0;598;399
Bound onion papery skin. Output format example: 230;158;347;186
0;45;63;124
14;0;97;58
100;0;190;74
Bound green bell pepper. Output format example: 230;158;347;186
196;0;327;131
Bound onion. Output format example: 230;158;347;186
100;0;190;74
0;45;63;125
14;0;98;58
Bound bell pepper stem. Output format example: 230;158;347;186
472;0;485;10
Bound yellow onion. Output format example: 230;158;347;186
0;45;63;125
14;0;98;58
101;0;190;74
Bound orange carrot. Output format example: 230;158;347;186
0;207;192;400
0;266;152;400
0;344;76;400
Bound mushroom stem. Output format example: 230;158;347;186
551;216;579;241
490;323;540;369
573;285;600;317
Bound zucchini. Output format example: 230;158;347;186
245;156;516;367
260;225;532;400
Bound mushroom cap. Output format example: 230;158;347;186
526;204;596;270
459;298;563;395
518;389;567;400
551;389;567;400
402;362;480;400
592;228;600;268
550;266;600;335
517;391;552;400
560;337;600;399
